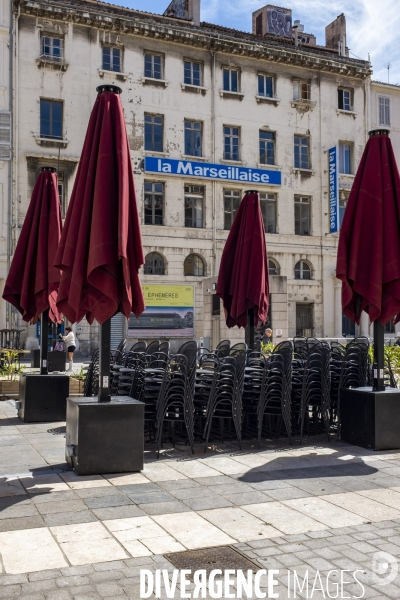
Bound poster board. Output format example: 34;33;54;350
128;284;194;338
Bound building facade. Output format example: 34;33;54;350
0;1;12;331
5;0;385;352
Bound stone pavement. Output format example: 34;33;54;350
1;399;400;599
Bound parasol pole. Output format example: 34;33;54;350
368;130;389;393
373;321;385;392
99;318;111;402
244;189;260;351
40;309;49;375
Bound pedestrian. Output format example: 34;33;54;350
262;328;273;345
395;332;400;347
60;326;76;373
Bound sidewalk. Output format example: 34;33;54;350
1;399;400;599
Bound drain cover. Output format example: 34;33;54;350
165;546;258;578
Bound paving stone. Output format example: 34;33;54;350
0;573;28;584
89;571;125;583
92;561;127;572
56;576;91;588
36;501;87;515
28;570;63;581
60;566;95;577
43;511;98;527
21;580;57;593
95;582;124;597
91;506;145;520
45;590;72;600
83;495;132;510
0;515;46;532
0;584;21;597
138;500;189;515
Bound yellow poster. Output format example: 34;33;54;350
128;284;194;338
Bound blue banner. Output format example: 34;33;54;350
144;157;281;186
329;146;339;233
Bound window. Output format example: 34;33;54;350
144;115;163;153
0;111;11;161
339;143;352;174
223;68;238;92
294;135;310;169
295;196;310;236
184;254;205;276
224;126;240;161
184;185;204;228
259;131;275;165
144;252;165;275
268;259;279;276
293;80;310;101
102;47;121;73
379;96;391;126
41;36;63;62
184;61;201;86
296;303;313;337
339;193;348;228
294;261;311;280
184;120;202;157
212;295;220;316
338;88;352;111
224;189;240;230
385;320;395;334
40;99;63;139
260;193;277;233
144;53;163;79
144;182;164;225
258;74;274;98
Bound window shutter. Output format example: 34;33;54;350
379;96;390;126
385;97;391;126
0;112;11;161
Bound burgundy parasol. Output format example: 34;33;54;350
336;130;400;326
54;86;145;325
3;167;62;324
217;190;269;340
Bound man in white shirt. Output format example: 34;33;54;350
60;327;76;372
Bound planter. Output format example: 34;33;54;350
69;378;84;395
0;380;20;399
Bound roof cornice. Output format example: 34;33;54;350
15;0;372;79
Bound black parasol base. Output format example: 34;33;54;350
340;387;400;450
18;374;70;422
65;396;144;475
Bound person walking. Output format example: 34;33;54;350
60;326;76;372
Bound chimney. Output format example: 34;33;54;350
163;0;200;26
325;13;347;56
252;5;292;38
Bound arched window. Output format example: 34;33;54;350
184;254;205;276
268;259;280;276
144;252;165;275
294;260;311;280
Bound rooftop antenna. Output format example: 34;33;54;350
388;63;391;83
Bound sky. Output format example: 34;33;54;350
104;0;400;84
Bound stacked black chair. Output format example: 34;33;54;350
110;341;147;395
117;349;147;397
293;337;308;361
138;350;169;441
337;336;370;439
194;353;220;438
300;342;331;441
159;341;170;355
82;349;119;396
329;341;346;427
242;351;266;437
155;341;198;454
203;343;247;451
215;340;231;358
257;341;293;445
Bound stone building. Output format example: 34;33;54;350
3;0;383;352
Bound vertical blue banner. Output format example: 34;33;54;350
329;146;339;233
